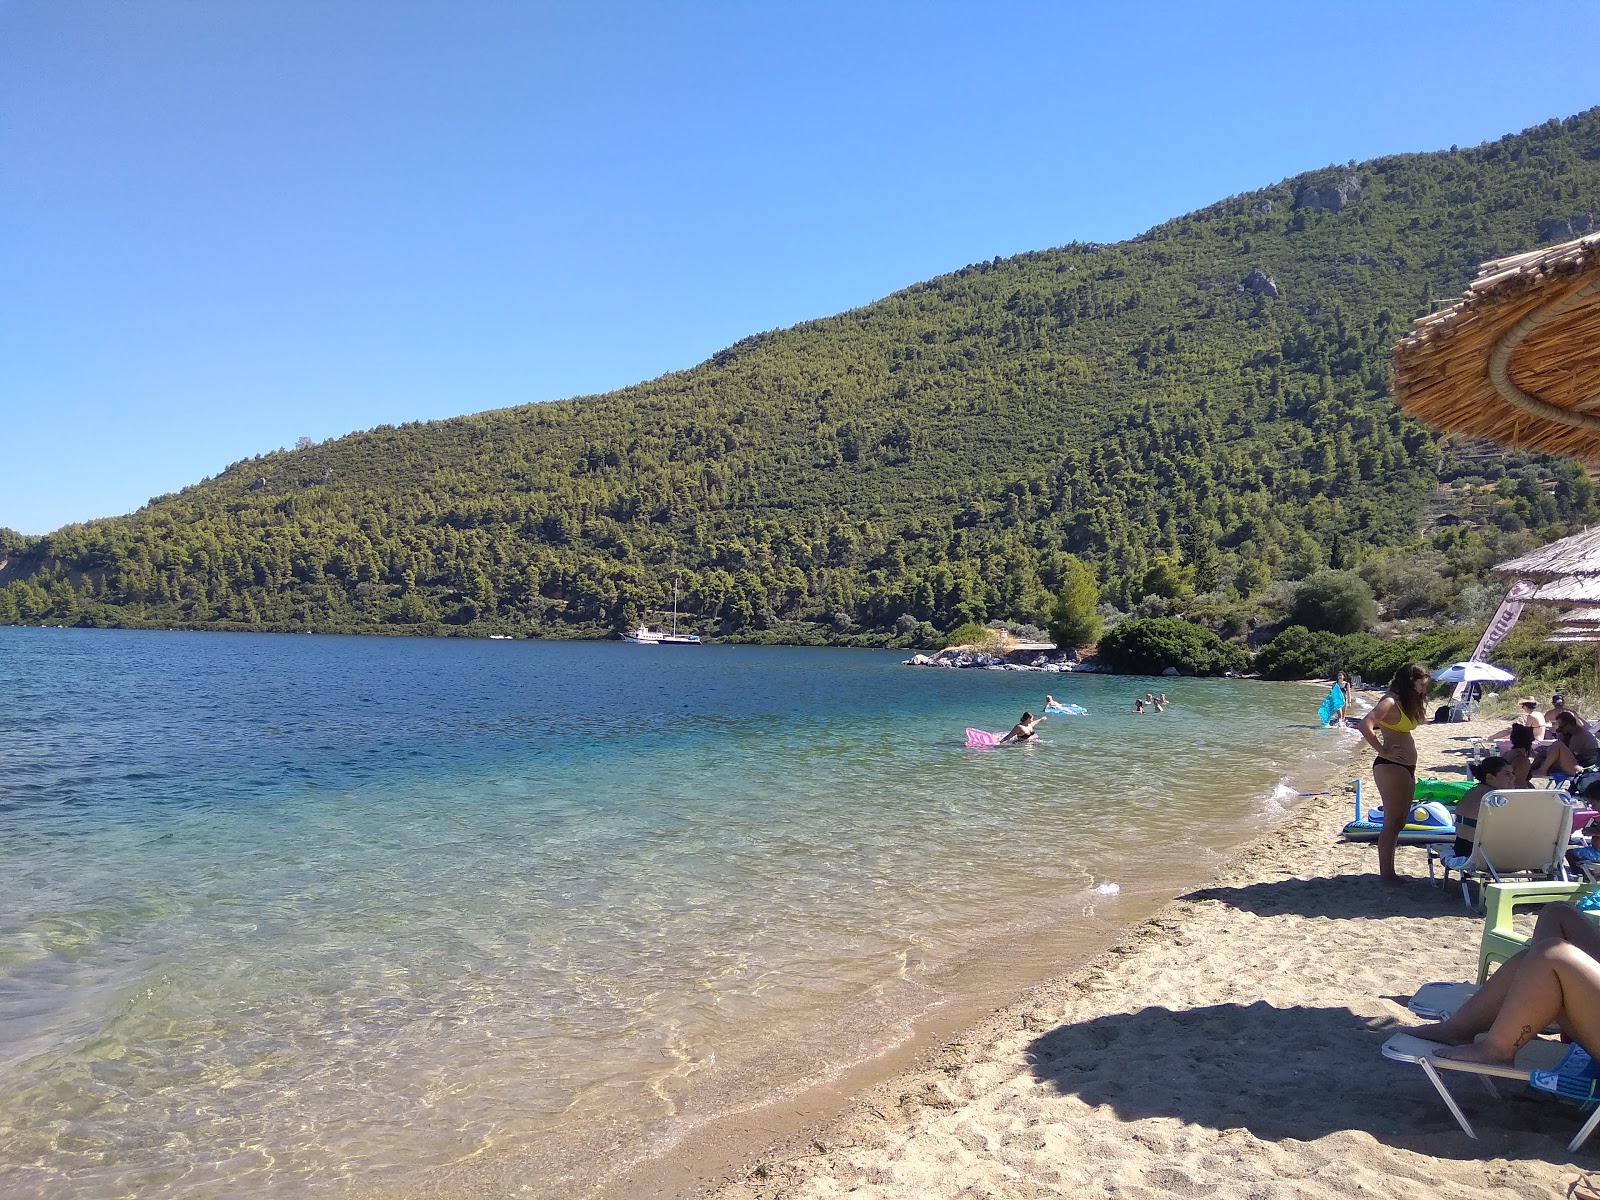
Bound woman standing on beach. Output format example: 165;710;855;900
1357;662;1430;884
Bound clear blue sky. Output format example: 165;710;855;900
3;1;1596;536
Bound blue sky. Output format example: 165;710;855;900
2;1;1596;536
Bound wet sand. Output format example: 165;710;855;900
687;715;1595;1200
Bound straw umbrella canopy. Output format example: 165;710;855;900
1522;577;1600;606
1496;527;1600;582
1394;233;1600;460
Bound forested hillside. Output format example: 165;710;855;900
5;109;1600;643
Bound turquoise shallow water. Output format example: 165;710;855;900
0;628;1350;1197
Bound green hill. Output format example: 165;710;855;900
5;109;1600;643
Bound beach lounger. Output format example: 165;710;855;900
1424;789;1578;911
1407;981;1479;1019
1381;1031;1600;1150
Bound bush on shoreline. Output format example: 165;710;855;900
1097;616;1250;677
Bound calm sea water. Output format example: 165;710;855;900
0;628;1349;1197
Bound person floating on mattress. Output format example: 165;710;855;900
997;711;1045;744
1408;902;1600;1072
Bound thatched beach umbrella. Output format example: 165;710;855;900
1394;233;1600;460
1496;527;1600;582
1551;607;1600;631
1523;576;1600;606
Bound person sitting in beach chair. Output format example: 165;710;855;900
1534;710;1600;780
1492;697;1548;742
1507;722;1536;788
997;711;1044;744
1568;817;1600;877
1408;901;1600;1073
1547;692;1573;727
1445;755;1517;865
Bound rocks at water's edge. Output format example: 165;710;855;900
902;648;1111;672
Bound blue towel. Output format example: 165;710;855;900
1531;1044;1600;1103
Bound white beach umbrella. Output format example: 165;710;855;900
1431;660;1517;684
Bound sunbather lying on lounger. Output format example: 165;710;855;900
1409;902;1600;1068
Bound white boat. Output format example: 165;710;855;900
625;577;701;645
623;626;701;645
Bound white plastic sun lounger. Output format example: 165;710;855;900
1382;1031;1600;1150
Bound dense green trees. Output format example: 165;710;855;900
3;110;1600;647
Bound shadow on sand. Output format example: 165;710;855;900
1027;1000;1586;1162
1183;873;1472;922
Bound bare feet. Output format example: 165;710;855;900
1408;1022;1474;1046
1380;874;1406;888
1435;1041;1517;1067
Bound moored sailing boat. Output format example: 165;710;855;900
623;577;701;644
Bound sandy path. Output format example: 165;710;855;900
706;715;1596;1200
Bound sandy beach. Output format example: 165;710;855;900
691;714;1594;1200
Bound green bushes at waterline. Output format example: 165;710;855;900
1096;616;1252;677
1253;623;1477;682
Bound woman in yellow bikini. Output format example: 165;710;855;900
1357;661;1431;883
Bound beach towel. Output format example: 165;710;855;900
1532;1044;1600;1102
1317;684;1346;727
965;728;1002;747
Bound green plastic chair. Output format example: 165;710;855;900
1478;880;1600;982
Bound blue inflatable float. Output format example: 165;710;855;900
1339;780;1455;843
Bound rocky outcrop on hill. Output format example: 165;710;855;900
1294;172;1363;212
1539;213;1595;241
1241;268;1280;297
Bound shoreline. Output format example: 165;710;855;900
673;716;1582;1199
565;728;1373;1199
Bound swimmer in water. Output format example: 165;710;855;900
998;711;1045;744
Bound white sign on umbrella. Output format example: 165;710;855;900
1431;661;1517;684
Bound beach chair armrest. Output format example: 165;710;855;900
1482;881;1589;932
